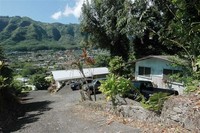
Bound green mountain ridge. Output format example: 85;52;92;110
0;16;83;51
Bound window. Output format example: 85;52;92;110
163;69;180;75
138;66;151;77
163;69;182;82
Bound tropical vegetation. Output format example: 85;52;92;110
0;47;23;129
80;0;200;111
81;0;200;92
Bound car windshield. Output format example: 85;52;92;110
144;82;153;87
133;82;141;89
132;81;153;89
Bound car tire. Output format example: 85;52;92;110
76;85;80;90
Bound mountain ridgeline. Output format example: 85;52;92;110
0;16;83;51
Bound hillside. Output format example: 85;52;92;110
0;16;83;51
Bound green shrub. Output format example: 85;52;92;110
94;54;110;67
108;56;134;78
22;86;32;92
99;74;133;107
142;92;169;114
30;74;50;90
109;56;125;76
11;80;23;94
184;79;199;93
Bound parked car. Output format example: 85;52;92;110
70;81;81;90
82;78;106;94
128;80;179;99
71;79;93;91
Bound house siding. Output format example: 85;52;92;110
135;57;184;94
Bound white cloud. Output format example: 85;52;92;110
63;0;84;18
51;0;91;20
62;5;75;17
51;11;62;20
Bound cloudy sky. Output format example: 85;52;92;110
0;0;86;24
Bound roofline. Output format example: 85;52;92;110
130;55;174;64
51;67;109;81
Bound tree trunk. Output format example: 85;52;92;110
80;90;86;101
110;35;129;61
79;69;93;101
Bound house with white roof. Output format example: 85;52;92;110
51;67;109;88
134;55;185;94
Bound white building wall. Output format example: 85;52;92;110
135;58;184;94
165;82;185;94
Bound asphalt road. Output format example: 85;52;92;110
9;86;141;133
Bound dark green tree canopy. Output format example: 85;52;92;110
80;0;185;60
81;0;130;61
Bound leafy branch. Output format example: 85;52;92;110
148;28;194;68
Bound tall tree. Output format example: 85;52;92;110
81;0;130;61
122;0;200;71
116;0;182;58
161;0;200;71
